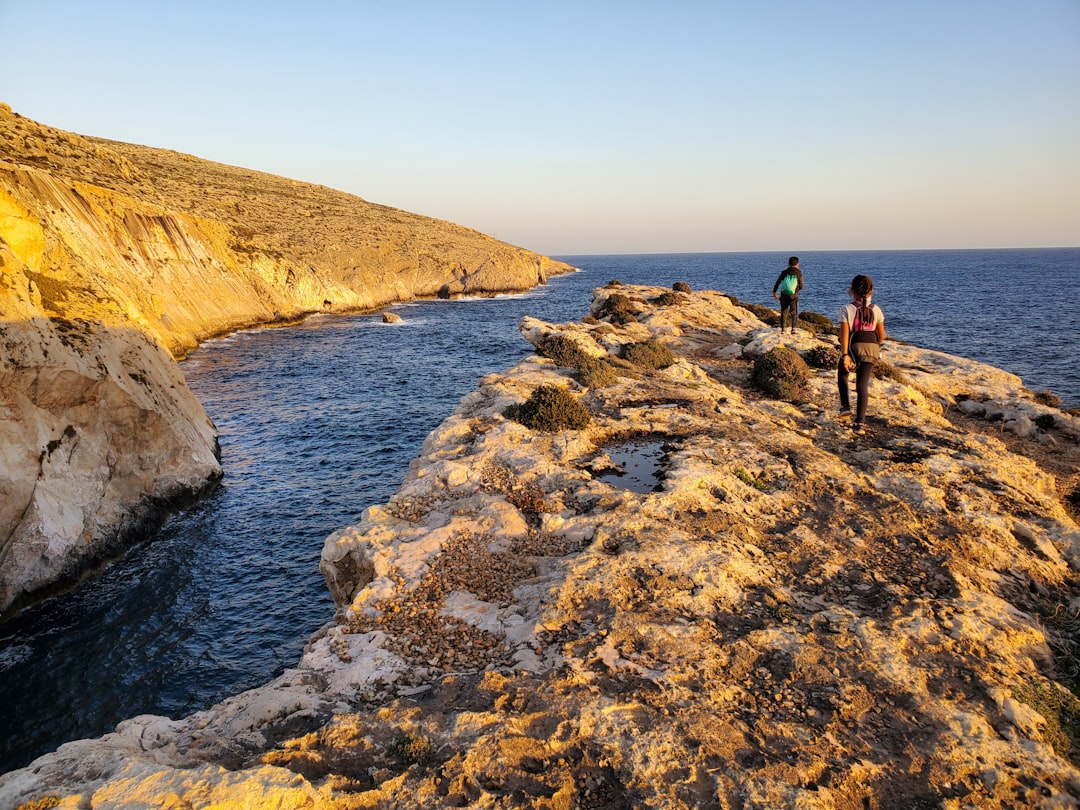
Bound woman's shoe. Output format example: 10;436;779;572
852;422;866;435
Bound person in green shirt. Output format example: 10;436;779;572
772;256;803;334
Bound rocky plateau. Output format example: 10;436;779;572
2;283;1079;809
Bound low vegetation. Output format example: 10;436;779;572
595;292;638;324
735;468;767;491
1036;390;1063;408
504;384;591;432
742;301;780;326
804;345;841;369
620;339;675;370
872;359;910;384
574;355;620;388
387;732;434;766
799;311;835;334
535;334;590;369
1013;680;1080;765
652;291;684;306
752;346;810;402
535;334;620;389
16;798;60;810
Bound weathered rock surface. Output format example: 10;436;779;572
0;103;571;616
4;284;1079;809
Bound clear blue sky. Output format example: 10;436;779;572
2;1;1078;255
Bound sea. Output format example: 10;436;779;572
0;248;1077;773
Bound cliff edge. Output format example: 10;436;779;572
0;103;572;618
3;285;1079;809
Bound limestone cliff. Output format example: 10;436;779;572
0;103;572;617
4;285;1079;809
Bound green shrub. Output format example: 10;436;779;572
505;384;591;432
596;292;637;323
672;281;692;293
603;293;634;312
653;291;684;306
620;340;675;369
799;311;835;334
388;733;434;765
1036;389;1063;408
16;798;60;810
872;360;909;384
804;345;840;369
536;334;590;368
742;302;780;326
753;347;810;401
574;356;620;388
735;468;766;491
767;603;798;624
608;310;638;325
534;334;620;388
1013;680;1080;764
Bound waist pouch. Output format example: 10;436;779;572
850;331;880;364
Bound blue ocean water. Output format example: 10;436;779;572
0;248;1076;773
564;249;1079;408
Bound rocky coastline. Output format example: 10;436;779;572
3;283;1079;809
0;104;571;618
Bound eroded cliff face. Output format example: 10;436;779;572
0;103;572;617
4;285;1079;809
0;247;222;615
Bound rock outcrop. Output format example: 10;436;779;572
4;285;1079;809
0;104;572;617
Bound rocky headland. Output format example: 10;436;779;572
0;104;571;617
3;283;1079;809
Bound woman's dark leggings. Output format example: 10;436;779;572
838;360;873;424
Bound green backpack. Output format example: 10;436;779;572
779;271;799;296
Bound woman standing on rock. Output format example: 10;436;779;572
837;274;885;435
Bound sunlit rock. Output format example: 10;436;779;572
4;283;1079;808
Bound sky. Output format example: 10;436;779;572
1;1;1078;256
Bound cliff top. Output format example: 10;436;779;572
0;102;566;273
5;283;1080;809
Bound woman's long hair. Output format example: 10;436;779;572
849;274;874;303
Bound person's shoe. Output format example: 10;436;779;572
838;408;852;421
852;422;866;435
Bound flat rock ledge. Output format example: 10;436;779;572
4;285;1080;809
